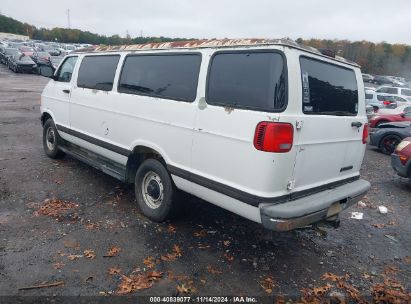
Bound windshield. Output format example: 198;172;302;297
300;57;358;116
5;48;19;56
20;47;34;52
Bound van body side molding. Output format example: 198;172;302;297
167;165;360;207
56;124;130;157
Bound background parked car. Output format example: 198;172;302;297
365;91;398;111
373;75;394;85
39;45;60;56
1;48;20;66
369;108;411;128
370;122;411;154
391;137;411;185
362;73;374;83
8;53;37;73
19;46;35;56
375;86;411;101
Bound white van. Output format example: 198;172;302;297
38;39;370;231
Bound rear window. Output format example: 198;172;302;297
377;95;395;102
118;54;201;102
300;57;358;116
401;89;411;96
77;55;120;91
206;52;287;112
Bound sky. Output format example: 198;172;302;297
1;0;411;44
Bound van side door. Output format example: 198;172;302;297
44;56;78;130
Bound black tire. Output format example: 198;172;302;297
135;158;178;222
379;134;402;155
42;119;65;159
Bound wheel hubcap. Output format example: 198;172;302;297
46;127;56;150
142;171;164;209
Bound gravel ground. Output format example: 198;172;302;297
0;64;410;303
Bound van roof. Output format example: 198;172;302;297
74;38;360;67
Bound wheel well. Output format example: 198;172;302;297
378;133;401;148
125;146;165;183
41;112;52;126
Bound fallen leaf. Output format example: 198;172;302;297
161;253;177;262
176;281;197;294
53;262;65;269
223;240;231;247
167;224;176;233
372;223;386;228
117;274;154;294
143;256;156;269
173;245;182;257
312;284;332;296
223;253;234;262
259;276;277;294
67;254;82;261
194;230;207;237
85;222;100;230
84;249;96;259
321;272;347;282
34;199;78;220
206;265;222;275
104;246;121;257
147;271;163;281
55;180;63;185
108;267;121;275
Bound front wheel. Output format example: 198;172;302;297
379;135;402;155
135;158;178;222
43;119;65;159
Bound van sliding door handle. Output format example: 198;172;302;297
62;89;70;94
351;121;362;128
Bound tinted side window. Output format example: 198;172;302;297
365;93;373;99
118;54;201;102
300;57;358;116
56;56;77;82
207;52;286;111
401;89;411;96
77;55;119;91
386;88;398;94
377;95;394;102
376;87;387;93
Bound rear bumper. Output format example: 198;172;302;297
260;179;370;231
391;154;410;178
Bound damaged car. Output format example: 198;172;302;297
370;121;411;155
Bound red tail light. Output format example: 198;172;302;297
383;101;391;105
362;123;369;144
254;122;294;153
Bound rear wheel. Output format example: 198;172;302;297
43;119;65;159
134;158;178;222
379;135;402;155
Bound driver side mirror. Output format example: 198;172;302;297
39;65;55;79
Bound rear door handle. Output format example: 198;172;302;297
62;89;70;94
351;121;363;128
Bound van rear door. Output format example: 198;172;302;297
290;56;367;194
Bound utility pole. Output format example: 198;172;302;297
67;9;71;29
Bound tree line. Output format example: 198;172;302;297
1;13;410;78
